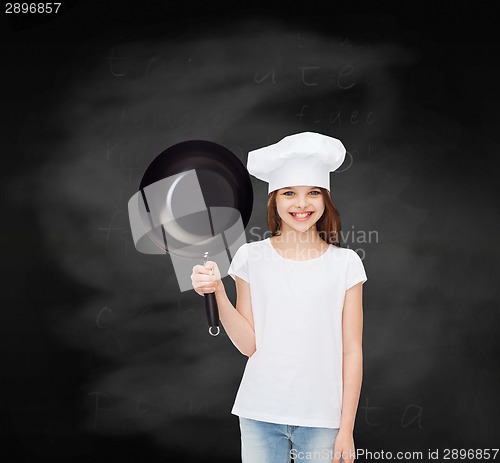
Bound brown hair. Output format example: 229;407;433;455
267;187;342;246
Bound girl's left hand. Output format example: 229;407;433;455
332;430;355;463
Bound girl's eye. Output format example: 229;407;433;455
283;191;321;196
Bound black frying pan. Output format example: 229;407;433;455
128;140;253;336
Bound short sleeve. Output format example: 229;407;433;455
345;249;368;291
227;243;250;283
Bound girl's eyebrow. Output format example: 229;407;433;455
282;186;320;190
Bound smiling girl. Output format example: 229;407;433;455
191;132;367;463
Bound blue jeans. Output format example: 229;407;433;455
239;417;341;462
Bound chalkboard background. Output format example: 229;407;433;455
2;2;499;462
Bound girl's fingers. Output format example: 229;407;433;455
191;274;216;282
193;277;216;287
193;264;212;274
204;261;218;274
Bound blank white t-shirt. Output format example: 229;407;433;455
226;237;367;428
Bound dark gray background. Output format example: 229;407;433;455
1;2;499;462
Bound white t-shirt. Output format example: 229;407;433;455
226;237;367;428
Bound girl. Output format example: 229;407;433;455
191;132;367;463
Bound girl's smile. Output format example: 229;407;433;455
289;211;314;221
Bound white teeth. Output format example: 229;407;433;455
291;212;312;218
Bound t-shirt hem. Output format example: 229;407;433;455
228;272;250;283
231;408;340;429
346;276;367;291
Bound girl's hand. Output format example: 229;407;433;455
332;430;355;463
191;260;222;296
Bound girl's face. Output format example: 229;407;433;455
275;185;325;234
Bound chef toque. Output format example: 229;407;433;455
247;131;346;194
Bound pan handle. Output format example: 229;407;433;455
204;293;220;336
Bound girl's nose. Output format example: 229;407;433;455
295;195;310;208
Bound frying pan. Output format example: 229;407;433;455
128;140;253;336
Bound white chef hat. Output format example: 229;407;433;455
247;131;346;194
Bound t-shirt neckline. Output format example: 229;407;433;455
266;237;331;263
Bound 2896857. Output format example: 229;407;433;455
5;3;62;13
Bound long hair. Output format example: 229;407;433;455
267;187;342;246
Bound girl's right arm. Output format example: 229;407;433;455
215;277;256;357
191;263;256;357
